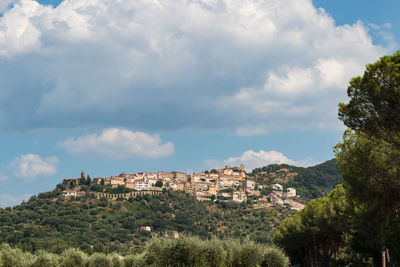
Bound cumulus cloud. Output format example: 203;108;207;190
9;154;58;179
0;0;15;14
0;0;387;134
0;193;32;207
207;149;317;171
224;150;294;171
58;128;174;159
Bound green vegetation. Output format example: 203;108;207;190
274;51;400;266
0;157;343;254
0;236;289;267
273;185;356;266
273;181;400;266
0;190;296;253
251;159;342;200
141;236;288;267
0;147;345;264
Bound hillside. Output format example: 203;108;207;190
0;159;342;254
0;190;295;254
250;159;342;200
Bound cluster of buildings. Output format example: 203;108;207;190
61;166;305;210
259;183;304;211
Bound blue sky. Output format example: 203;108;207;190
0;0;398;206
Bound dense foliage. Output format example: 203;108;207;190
273;185;356;266
0;190;295;253
252;159;343;200
273;182;400;266
0;236;289;267
274;51;400;266
338;51;400;148
336;51;400;266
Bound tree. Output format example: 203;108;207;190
339;51;400;148
70;180;76;189
155;180;163;187
56;183;65;191
86;175;91;185
336;51;400;266
335;131;400;211
335;130;400;265
273;185;351;266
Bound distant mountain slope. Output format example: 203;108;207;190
0;159;342;253
0;191;294;254
251;159;343;200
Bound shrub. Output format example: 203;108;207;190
200;238;226;267
143;236;209;266
0;243;35;267
87;252;112;267
261;246;289;267
140;236;289;267
109;253;121;267
223;238;265;267
123;254;145;267
236;240;265;267
32;250;60;267
0;237;290;267
59;248;87;267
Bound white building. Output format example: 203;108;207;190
111;177;125;186
245;179;256;189
232;191;247;203
62;191;85;197
284;188;296;198
134;180;150;191
145;177;158;186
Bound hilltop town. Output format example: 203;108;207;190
1;159;341;254
62;165;305;211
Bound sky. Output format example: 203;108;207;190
0;0;398;206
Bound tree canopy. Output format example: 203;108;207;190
336;51;400;266
339;51;400;147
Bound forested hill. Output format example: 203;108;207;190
0;190;296;254
251;159;343;200
0;159;342;254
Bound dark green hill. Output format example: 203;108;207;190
0;191;293;254
251;159;343;200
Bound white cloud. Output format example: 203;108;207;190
0;0;388;134
224;150;295;171
207;149;317;171
0;0;15;14
0;193;32;207
0;0;43;56
58;128;174;159
9;154;58;179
